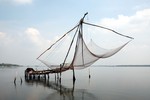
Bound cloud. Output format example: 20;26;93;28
0;28;50;65
25;27;51;51
0;0;33;5
1;8;150;65
95;8;150;65
0;31;15;45
99;9;150;34
0;32;6;38
25;28;42;46
14;0;33;4
93;8;150;44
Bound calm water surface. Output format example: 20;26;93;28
0;65;150;100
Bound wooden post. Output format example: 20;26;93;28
38;74;40;80
14;77;16;84
89;68;91;79
33;74;35;79
73;68;76;82
44;74;46;80
29;74;32;79
59;64;62;83
72;78;75;99
47;74;49;80
55;73;56;82
20;77;23;85
57;73;59;80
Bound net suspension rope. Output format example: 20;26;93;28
83;21;134;39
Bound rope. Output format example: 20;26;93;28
37;24;80;59
83;22;134;39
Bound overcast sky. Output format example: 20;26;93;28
0;0;150;65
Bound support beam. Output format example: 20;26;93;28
73;68;76;82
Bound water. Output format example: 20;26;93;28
0;65;150;100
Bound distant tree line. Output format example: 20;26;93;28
0;63;19;67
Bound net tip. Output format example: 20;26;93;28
85;12;88;15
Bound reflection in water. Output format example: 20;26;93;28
25;78;98;100
4;66;150;100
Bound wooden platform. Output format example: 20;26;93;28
24;66;70;80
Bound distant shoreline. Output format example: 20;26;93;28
0;63;150;68
0;63;20;67
92;65;150;67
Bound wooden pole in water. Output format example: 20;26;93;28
73;68;76;82
89;68;91;79
14;77;16;84
38;74;40;80
55;73;56;82
60;64;62;83
57;73;59;80
20;77;23;85
47;74;49;80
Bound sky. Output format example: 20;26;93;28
0;0;150;65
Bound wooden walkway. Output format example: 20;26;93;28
24;66;70;80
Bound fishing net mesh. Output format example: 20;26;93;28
38;22;132;71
